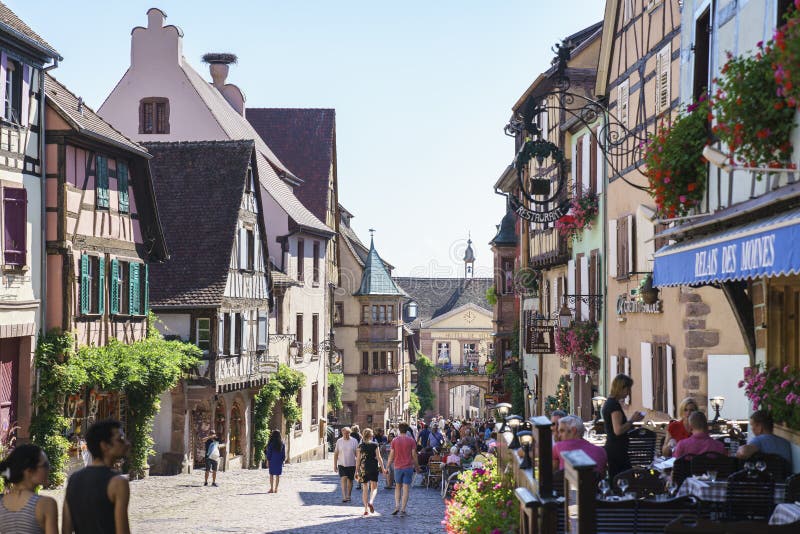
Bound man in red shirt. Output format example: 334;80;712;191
673;411;726;458
387;422;419;516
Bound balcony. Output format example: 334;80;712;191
436;364;487;376
529;226;569;268
188;350;273;388
356;370;401;392
356;324;401;344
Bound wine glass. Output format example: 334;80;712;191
744;461;754;472
756;460;767;472
599;479;610;499
706;470;718;482
617;478;629;496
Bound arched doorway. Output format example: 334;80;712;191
191;403;212;468
214;399;226;442
447;384;487;419
229;403;243;457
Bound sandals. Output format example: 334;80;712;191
368;503;374;513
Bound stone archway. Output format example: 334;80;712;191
432;374;491;418
191;401;212;469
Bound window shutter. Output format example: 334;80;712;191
617;217;628;278
657;44;671;114
228;313;235;356
238;227;247;269
118;162;129;213
579;255;589;320
0;53;6;115
589;132;598;194
610;355;618;383
589;251;598;323
257;311;268;350
666;344;675;417
96;156;109;208
3;187;26;266
80;254;90;315
567;259;575;302
581;135;590;196
608;219;618;278
21;64;29;127
575;136;583;197
595;127;604;194
129;262;139;315
97;256;105;315
640;342;654;409
618;79;629;127
110;259;119;314
242;313;249;354
627;214;635;274
218;314;225;354
143;263;149;315
570;139;578;198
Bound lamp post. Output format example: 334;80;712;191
517;430;533;470
710;396;725;424
506;415;523;448
558;303;573;329
289;341;300;362
495;402;512;433
591;396;606;425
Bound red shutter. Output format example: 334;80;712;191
3;188;26;266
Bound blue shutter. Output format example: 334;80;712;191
118;162;129;213
129;262;140;315
97;256;105;315
96;156;109;208
143;263;149;315
80;254;89;315
110;259;119;315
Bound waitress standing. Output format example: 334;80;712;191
602;374;645;478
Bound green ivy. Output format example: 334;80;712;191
30;314;200;486
327;372;343;412
408;391;421;417
485;286;498;306
415;354;437;416
251;364;305;467
504;366;525;416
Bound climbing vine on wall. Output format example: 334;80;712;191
252;364;306;466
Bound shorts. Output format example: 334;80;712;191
205;459;218;472
395;467;414;485
338;465;355;480
361;471;379;483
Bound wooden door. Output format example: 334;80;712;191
0;338;19;439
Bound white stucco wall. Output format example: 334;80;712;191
155;313;191;341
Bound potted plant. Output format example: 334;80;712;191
638;274;660;305
555;190;599;241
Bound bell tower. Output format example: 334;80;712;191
463;234;475;279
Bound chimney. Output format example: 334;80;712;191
202;53;245;116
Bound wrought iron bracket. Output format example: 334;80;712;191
562;294;604;313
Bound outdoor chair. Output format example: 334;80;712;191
748;452;791;482
786;472;800;502
595;495;698;533
672;455;693;489
441;464;462;499
627;427;657;468
666;516;800;533
425;459;443;489
613;467;665;498
690;451;738;479
725;468;776;521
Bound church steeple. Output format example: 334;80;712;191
463;234;475;279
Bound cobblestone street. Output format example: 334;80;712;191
43;459;446;533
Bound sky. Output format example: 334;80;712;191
12;0;606;277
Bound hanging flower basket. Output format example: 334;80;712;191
638;274;660;305
770;5;800;109
555;321;599;376
740;363;800;430
555;191;599;241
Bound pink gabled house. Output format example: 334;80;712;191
43;74;167;441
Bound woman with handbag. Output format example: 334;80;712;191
265;429;286;493
355;428;386;516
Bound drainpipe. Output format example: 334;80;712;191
34;59;59;416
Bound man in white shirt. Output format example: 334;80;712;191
333;427;358;502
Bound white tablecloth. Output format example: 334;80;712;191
769;503;800;525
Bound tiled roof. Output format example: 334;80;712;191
0;2;60;60
144;140;254;307
179;62;333;235
490;205;518;246
45;75;149;157
246;108;335;223
270;266;300;289
392;277;493;329
354;238;406;297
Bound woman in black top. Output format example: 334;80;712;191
355;428;386;516
602;374;645;479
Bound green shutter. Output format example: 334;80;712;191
96;156;109;208
80;254;89;315
143;263;149;315
97;256;105;315
118;162;129;213
129;262;140;315
110;259;119;315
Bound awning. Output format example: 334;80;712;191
653;206;800;287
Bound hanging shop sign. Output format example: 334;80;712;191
509;195;572;224
616;294;662;315
525;323;556;354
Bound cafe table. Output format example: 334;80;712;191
676;476;786;503
769;502;800;525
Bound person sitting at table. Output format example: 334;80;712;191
551;410;568;443
673;411;726;458
662;397;698;457
736;410;793;469
552;415;607;474
445;446;461;465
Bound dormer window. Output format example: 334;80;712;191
139;97;169;134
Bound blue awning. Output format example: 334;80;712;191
653;206;800;287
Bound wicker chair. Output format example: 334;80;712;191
725;468;776;521
689;451;738;479
627;427;657;468
613;467;666;498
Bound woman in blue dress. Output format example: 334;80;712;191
266;429;286;493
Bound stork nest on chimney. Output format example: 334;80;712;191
202;52;238;65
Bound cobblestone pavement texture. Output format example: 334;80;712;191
43;459;446;533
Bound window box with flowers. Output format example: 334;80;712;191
644;95;710;218
555;321;599;376
555;191;599;241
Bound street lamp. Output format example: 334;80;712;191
710;396;725;424
506;415;523;448
558;303;573;329
517;430;533;469
591;396;606;425
495;402;512;433
289;341;300;361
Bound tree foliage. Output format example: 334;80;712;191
327;372;343;412
408;391;421;418
415;354;437;416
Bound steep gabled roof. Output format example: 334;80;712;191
420;302;493;329
0;2;61;61
45;75;149;157
354;238;406;297
144;140;254;307
393;277;493;329
490;205;518;246
246;108;336;223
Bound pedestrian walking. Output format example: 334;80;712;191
350;424;362;443
0;444;58;534
265;429;286;493
333;426;358;502
62;419;131;534
203;431;221;487
602;374;645;478
387;422;420;516
355;428;387;516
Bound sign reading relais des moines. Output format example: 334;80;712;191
526;324;555;354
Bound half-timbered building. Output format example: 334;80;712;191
145;140;271;474
597;0;746;420
0;3;60;440
42;74;168;454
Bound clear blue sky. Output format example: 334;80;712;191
13;0;605;277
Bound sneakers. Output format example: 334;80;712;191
368;503;374;514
